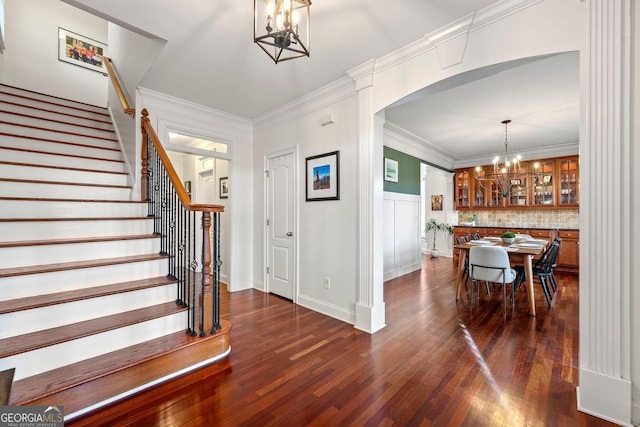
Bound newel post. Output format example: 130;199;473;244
199;211;213;336
140;109;149;202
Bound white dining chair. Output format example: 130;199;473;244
469;246;517;317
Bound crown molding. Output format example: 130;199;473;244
375;0;543;73
452;141;579;169
138;86;252;127
384;122;455;170
346;59;376;91
253;76;356;129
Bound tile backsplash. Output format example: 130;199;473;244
458;209;579;229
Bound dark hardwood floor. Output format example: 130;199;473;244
67;256;617;426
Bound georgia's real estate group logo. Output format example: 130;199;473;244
0;406;64;427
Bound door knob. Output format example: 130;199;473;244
286;232;293;237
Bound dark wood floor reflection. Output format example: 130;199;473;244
68;256;617;426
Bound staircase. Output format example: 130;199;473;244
0;84;230;420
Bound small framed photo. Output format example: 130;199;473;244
58;28;107;74
431;194;443;211
219;177;229;199
384;158;398;182
543;175;552;184
306;151;340;201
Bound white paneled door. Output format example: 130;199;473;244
267;152;296;300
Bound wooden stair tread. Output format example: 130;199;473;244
0;85;110;115
0;160;127;175
0;216;152;222
0;196;144;203
0;108;116;134
0;302;186;358
0;253;167;278
0;177;130;189
0;145;125;164
0;131;121;152
0;99;113;125
9;320;231;407
0;276;177;314
0;120;118;142
0;234;158;248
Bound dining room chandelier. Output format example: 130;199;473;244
254;0;311;64
475;119;540;199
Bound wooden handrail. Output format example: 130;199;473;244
140;109;224;213
103;57;135;117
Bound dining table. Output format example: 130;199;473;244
454;237;548;316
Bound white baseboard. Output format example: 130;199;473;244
297;294;354;325
384;262;422;281
577;368;632;427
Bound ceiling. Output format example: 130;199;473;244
63;0;579;163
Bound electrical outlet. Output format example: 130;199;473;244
324;277;331;289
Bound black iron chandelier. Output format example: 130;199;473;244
475;119;540;199
254;0;311;64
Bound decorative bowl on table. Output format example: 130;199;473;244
501;232;516;245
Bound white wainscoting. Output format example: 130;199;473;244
383;192;421;281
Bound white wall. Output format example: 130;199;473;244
253;84;359;324
383;192;421;281
0;0;107;106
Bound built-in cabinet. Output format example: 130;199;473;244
453;226;579;273
455;155;579;210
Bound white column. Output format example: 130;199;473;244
578;0;633;425
348;60;386;333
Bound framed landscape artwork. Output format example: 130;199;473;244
384;158;398;182
58;28;107;74
306;151;340;201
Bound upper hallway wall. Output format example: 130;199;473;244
0;0;107;106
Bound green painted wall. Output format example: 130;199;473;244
383;147;422;195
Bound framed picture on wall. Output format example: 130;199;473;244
384;158;398;182
58;28;108;74
219;177;229;198
306;151;340;201
431;194;443;211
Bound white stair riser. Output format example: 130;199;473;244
0;219;153;241
0;238;160;268
0;123;118;149
0;112;116;139
0;88;108;116
0;312;186;381
0;200;146;218
0;259;169;299
0;148;125;172
0;135;122;160
0;102;115;131
0;164;128;186
0;284;177;339
0;181;132;200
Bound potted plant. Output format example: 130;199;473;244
424;218;454;257
501;231;516;244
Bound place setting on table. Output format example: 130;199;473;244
454;232;549;316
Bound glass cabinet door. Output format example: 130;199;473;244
559;157;579;205
455;170;470;208
533;160;554;206
473;167;486;207
507;163;530;207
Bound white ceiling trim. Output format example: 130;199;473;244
374;0;543;74
253;76;356;129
